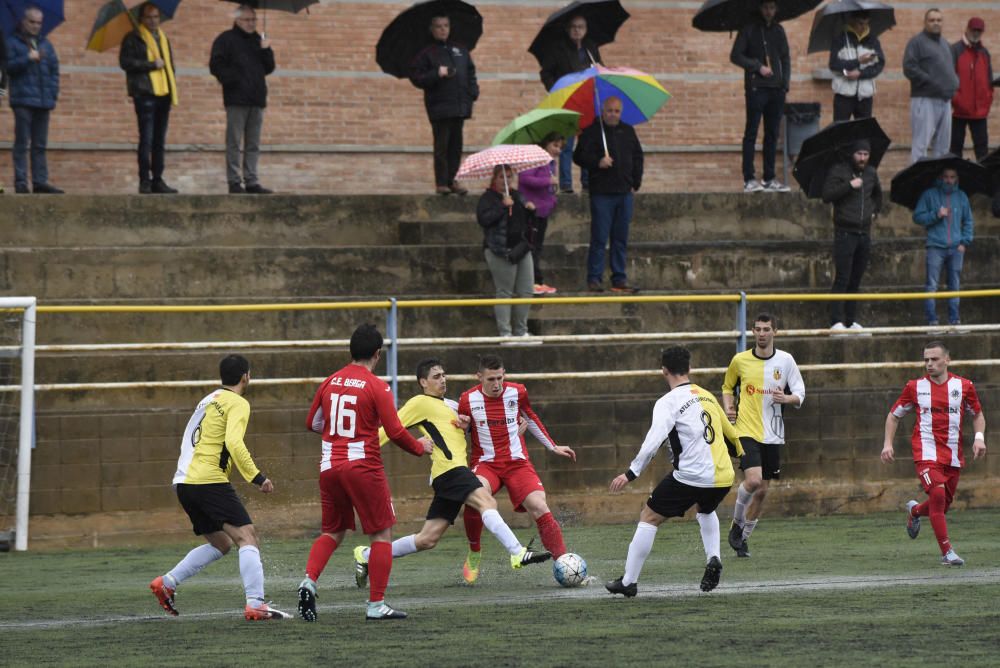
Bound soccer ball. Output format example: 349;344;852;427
552;552;587;587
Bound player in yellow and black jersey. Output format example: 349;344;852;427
350;358;550;591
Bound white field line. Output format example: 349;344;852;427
3;569;999;631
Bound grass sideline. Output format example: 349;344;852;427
2;510;1000;667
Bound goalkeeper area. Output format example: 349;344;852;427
1;511;998;666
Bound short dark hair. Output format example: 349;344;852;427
754;312;778;329
925;8;941;20
924;341;950;356
416;357;443;381
538;131;564;149
350;323;383;361
430;14;449;25
478;354;504;372
661;346;691;375
138;2;159;18
220;354;249;386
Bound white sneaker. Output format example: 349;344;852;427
848;322;872;337
500;333;543;347
941;549;965;566
830;322;849;336
763;180;791;192
744;179;764;193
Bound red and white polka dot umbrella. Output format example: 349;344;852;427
456;144;553;181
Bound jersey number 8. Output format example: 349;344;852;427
701;411;715;445
328;393;358;438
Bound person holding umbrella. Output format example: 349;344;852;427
828;11;885;121
913;166;974;327
410;13;479;196
6;6;62;194
730;0;791;193
821;139;882;332
477;164;537;338
120;2;179;194
902;9;959;164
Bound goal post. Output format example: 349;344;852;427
0;297;36;552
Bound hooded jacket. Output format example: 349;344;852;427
903;30;959;100
951;38;993;119
539;36;603;91
913;179;975;248
730;17;790;91
209;26;275;108
5;28;58;109
821;159;882;231
829;29;885;99
409;40;478;121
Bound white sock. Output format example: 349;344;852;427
392;534;418;559
742;518;759;541
482;508;522;555
696;511;721;562
733;484;752;526
238;545;265;606
623;522;658;586
166;544;224;588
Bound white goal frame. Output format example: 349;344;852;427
0;298;36;551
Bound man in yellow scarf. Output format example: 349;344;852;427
119;2;179;194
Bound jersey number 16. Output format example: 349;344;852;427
328;393;358;438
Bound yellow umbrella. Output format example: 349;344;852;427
86;0;180;53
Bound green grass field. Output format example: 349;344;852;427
3;510;1000;667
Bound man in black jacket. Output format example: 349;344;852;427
210;5;276;194
573;96;643;294
120;2;178;194
731;0;791;193
410;14;479;195
821;140;882;332
540;14;602;193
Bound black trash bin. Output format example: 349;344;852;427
783;102;821;155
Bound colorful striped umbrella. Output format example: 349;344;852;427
456;144;553;180
86;0;180;53
537;65;670;131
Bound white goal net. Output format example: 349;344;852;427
0;298;36;552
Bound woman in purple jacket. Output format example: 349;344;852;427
517;132;564;295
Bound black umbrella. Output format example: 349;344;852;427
792;117;891;198
218;0;317;35
528;0;630;67
692;0;823;32
807;0;895;54
890;155;993;210
376;0;482;79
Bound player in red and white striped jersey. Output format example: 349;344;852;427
297;324;432;622
881;341;986;566
457;354;576;583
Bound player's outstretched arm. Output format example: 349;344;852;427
880;413;899;463
972;412;987;460
552;444;576;461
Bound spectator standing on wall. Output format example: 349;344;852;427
210;5;276;194
903;9;959;164
829;11;885;121
949;17;994;161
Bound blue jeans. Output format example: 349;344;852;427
588;192;633;286
134;95;171;182
742;87;784;183
924;246;964;324
559;135;588;191
12;106;50;187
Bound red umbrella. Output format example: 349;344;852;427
455;144;552;180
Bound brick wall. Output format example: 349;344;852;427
1;1;998;193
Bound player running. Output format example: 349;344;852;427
352;358;551;586
881;341;987;566
722;313;805;558
296;324;433;622
457;354;576;584
606;346;743;597
149;354;290;621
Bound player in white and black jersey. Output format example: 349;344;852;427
606;346;743;597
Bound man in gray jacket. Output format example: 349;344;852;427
903;9;959;163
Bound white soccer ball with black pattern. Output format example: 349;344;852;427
552;552;587;587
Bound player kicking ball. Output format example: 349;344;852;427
606;347;743;597
353;358;552;587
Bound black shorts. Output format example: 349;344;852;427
739;437;781;480
176;482;253;536
426;467;483;524
645;475;730;519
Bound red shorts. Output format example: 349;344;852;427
319;464;396;535
472;459;545;512
915;462;960;507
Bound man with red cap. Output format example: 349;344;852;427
950;18;994;160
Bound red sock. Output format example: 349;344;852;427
536;511;566;559
463;506;483;552
927;486;952;555
305;534;338;581
913;500;929;517
368;541;392;603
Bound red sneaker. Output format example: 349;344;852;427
149;576;178;616
245;602;291;621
